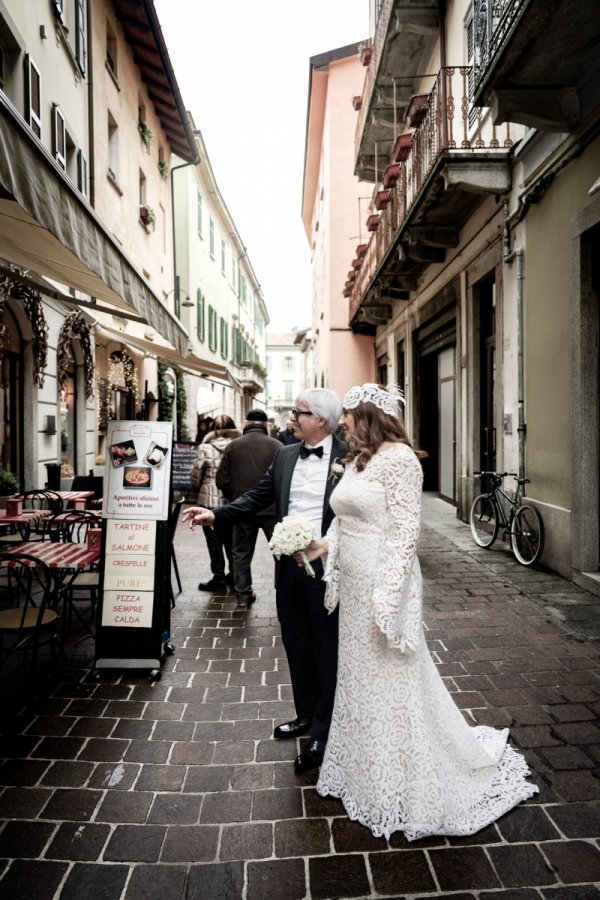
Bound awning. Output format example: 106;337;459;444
0;92;189;355
97;325;235;383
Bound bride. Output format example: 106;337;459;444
300;383;538;841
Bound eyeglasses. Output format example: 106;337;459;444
290;407;314;418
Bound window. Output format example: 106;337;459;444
75;0;85;72
231;254;237;288
52;104;66;170
240;274;247;306
209;218;215;257
25;55;42;138
220;317;228;358
283;355;294;372
284;382;293;401
77;149;87;197
208;305;217;352
197;192;203;235
106;19;118;79
221;239;226;275
196;289;205;342
139;170;146;205
107;112;119;180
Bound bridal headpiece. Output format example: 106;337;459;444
343;383;405;416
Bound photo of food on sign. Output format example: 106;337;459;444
122;465;152;489
144;442;169;470
109;439;138;468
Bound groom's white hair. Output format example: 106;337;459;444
295;389;341;433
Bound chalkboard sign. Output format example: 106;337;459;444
171;440;197;495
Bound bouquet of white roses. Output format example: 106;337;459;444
269;516;315;577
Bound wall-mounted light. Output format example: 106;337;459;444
44;415;56;435
181;295;194;307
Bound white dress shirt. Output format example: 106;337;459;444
288;434;333;539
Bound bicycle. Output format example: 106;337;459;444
469;471;545;566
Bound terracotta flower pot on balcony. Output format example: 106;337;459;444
352;257;363;269
352;95;362;111
343;287;352;297
405;94;429;128
393;133;413;162
356;243;368;258
348;269;357;281
375;189;391;211
360;46;372;66
383;163;400;188
366;214;381;232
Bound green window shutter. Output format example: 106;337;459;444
196;289;205;342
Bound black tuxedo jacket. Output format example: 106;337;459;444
213;436;347;537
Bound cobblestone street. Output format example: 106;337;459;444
0;496;599;899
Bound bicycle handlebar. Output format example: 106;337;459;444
473;471;531;484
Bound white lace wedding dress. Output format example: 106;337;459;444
318;444;538;841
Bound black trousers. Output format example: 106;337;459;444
231;515;277;602
202;520;233;579
276;556;339;742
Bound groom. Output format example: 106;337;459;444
183;388;346;773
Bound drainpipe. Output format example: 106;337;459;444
503;203;525;484
86;0;94;206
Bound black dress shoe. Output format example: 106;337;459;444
198;577;227;592
273;717;311;740
294;739;326;774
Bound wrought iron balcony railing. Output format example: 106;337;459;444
349;66;513;321
354;0;394;150
472;0;527;98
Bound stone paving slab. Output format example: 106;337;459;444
0;496;599;898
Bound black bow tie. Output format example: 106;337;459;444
299;445;324;459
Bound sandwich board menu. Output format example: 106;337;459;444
95;421;174;676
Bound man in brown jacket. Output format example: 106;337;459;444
216;409;281;608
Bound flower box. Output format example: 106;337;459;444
383;163;401;188
360;46;372;66
356;243;368;258
352;95;362;111
405;94;429;128
343;287;352;297
366;214;381;232
393;133;413;162
375;189;391;211
352;257;363;269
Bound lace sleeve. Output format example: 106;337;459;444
372;448;423;652
322;517;340;613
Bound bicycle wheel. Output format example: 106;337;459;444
510;504;545;565
470;494;499;548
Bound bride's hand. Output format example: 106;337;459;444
293;538;327;565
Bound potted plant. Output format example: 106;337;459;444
138;120;153;154
158;160;169;181
0;469;19;508
139;204;157;231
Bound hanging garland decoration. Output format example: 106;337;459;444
57;310;95;399
0;268;49;387
108;349;139;406
157;362;174;423
174;366;190;439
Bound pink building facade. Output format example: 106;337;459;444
302;44;374;397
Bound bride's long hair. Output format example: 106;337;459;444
342;393;414;472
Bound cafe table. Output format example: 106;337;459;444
15;490;96;510
0;508;53;541
4;540;101;641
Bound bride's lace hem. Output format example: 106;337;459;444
318;740;539;842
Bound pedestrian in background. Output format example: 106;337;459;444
216;409;281;609
278;419;301;445
189;414;241;592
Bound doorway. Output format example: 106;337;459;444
478;276;496;472
418;329;456;501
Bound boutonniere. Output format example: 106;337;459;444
329;458;345;484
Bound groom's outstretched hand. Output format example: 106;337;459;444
182;506;215;529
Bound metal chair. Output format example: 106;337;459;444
0;552;62;680
49;512;101;638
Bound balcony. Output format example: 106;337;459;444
472;0;600;131
348;67;513;333
354;0;440;183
